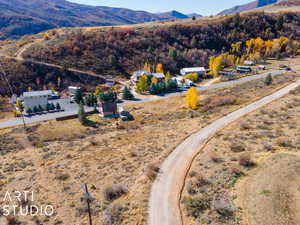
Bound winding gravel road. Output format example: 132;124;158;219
148;79;300;225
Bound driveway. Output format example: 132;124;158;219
148;79;300;225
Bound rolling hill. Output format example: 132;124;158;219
218;0;278;15
0;0;192;40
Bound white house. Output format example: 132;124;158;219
21;90;52;110
68;86;81;95
180;67;206;76
172;76;194;88
152;73;166;81
131;70;152;83
244;60;255;66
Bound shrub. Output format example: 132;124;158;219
183;196;210;218
239;154;255;167
184;73;199;82
212;195;235;217
122;86;134;100
277;137;292;147
195;173;208;187
103;184;128;202
210;153;222;163
265;73;273;86
103;204;123;225
230;142;246;152
145;163;160;180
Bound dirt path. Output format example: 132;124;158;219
0;40;108;82
148;79;300;225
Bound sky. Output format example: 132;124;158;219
67;0;252;16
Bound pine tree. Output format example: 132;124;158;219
56;103;61;111
26;108;32;115
265;74;273;86
74;88;83;104
78;102;86;125
186;87;198;110
122;86;134;100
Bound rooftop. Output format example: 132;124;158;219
181;67;206;72
23;90;53;97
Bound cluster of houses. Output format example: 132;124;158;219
130;67;208;88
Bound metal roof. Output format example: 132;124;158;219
152;73;166;79
181;67;206;73
23;90;53;97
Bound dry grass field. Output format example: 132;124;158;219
0;71;299;225
181;76;300;225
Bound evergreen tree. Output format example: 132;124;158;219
78;102;86;125
149;83;158;95
56;102;61;111
265;74;273;86
50;103;55;111
46;103;51;112
122;86;134;100
33;106;39;113
26;108;32;115
74;88;83;104
38;105;44;112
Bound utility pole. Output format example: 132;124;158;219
84;184;93;225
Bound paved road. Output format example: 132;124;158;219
122;65;300;105
0;98;94;129
148;79;300;225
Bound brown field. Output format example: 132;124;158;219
181;77;300;225
0;71;299;225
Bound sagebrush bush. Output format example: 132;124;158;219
183;196;210;218
239;154;255;167
103;204;123;225
103;184;128;202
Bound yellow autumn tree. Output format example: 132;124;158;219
212;55;223;77
136;74;149;93
165;71;172;81
151;77;158;84
144;62;151;72
265;40;274;57
95;86;102;96
156;64;164;73
186;87;198;110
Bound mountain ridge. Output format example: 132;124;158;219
218;0;279;15
0;0;194;40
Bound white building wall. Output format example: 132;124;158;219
23;96;48;110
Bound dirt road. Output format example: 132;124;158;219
148;79;300;225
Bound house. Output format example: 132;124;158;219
244;60;255;66
180;67;206;76
131;70;152;83
21;90;53;110
172;76;194;88
68;86;81;95
152;73;166;82
236;66;252;73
